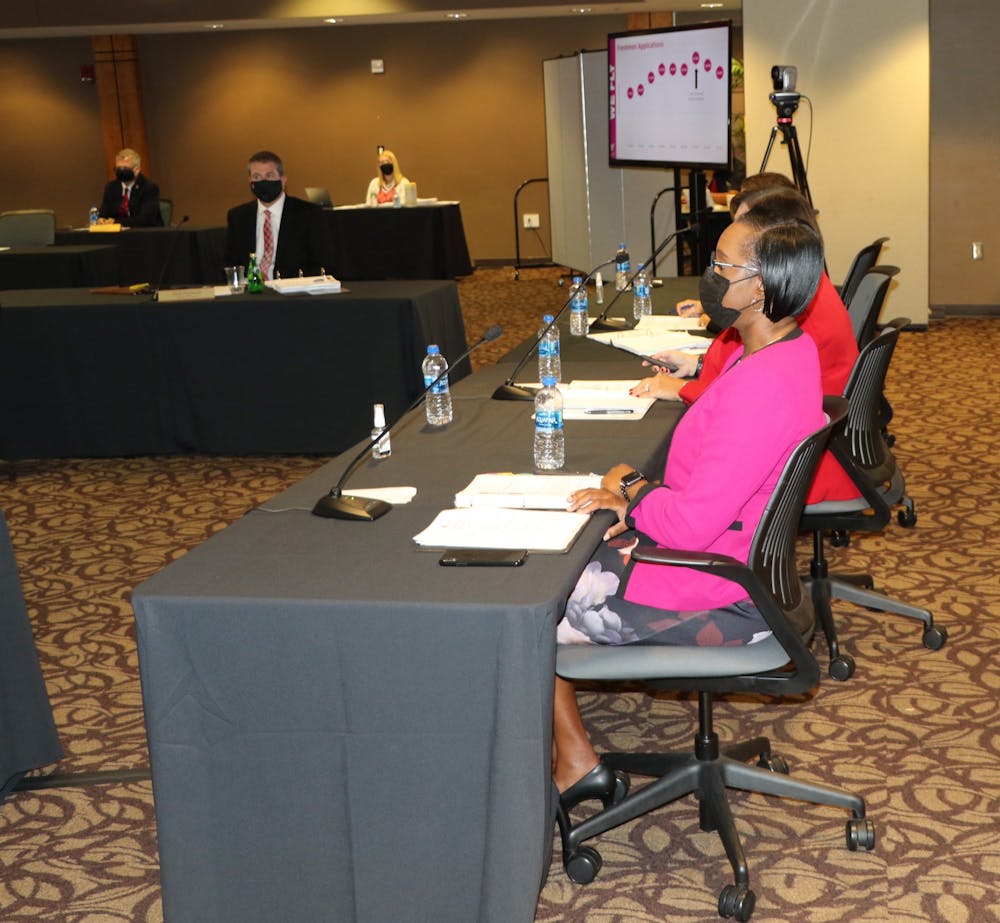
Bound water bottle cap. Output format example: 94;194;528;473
619;242;626;249
572;276;582;283
542;314;554;323
427;344;440;355
541;376;557;388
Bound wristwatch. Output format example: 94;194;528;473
619;469;645;501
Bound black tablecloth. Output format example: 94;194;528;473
0;282;468;459
0;510;62;805
54;227;228;288
0;245;119;289
53;204;472;286
132;331;683;923
325;203;474;280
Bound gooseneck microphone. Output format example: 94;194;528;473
491;257;616;402
149;214;191;299
312;324;504;521
589;222;700;333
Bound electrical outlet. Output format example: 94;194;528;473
972;241;983;260
522;213;540;229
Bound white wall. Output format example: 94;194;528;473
743;0;930;324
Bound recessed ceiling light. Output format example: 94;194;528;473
572;7;593;12
323;18;340;24
204;23;224;30
446;12;468;20
700;2;725;7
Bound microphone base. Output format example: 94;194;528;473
588;317;635;332
312;493;392;521
492;382;537;401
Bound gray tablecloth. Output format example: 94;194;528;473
132;332;685;922
0;510;62;803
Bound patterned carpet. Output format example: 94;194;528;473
1;268;998;922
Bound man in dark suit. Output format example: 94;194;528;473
225;150;335;280
97;148;164;227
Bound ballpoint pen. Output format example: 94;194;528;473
583;408;635;415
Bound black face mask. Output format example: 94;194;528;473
115;167;136;184
698;268;744;330
251;179;283;204
379;163;394;177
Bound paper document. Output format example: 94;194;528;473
522;381;654;420
266;275;342;295
413;507;590;552
349;486;416;505
589;315;712;358
455;473;600;510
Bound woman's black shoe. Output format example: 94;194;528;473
559;762;629;812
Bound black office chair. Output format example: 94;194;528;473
556;397;873;922
846;265;899;348
801;323;946;681
838;236;888;310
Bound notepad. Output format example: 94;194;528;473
588;315;712;358
266;275;342;295
413;507;590;552
454;473;600;510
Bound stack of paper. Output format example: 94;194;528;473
266;275;342;295
588;315;712;358
413;507;590;552
454;473;600;509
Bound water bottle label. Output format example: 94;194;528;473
535;409;563;432
636;283;650;298
539;340;554;358
424;375;449;394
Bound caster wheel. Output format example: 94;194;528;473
718;883;756;921
885;432;896;448
758;753;789;774
564;845;602;884
846;817;876;851
897;507;917;528
922;625;947;650
829;530;850;548
829;654;855;681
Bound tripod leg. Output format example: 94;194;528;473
781;124;812;205
759;126;780;174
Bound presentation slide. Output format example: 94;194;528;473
609;24;730;168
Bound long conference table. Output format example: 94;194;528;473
130;324;687;923
0;282;469;460
47;203;473;288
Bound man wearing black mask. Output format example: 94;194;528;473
225;150;335;281
97;148;164;227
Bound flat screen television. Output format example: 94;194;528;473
608;21;732;170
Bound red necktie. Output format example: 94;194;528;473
119;187;129;220
261;210;275;280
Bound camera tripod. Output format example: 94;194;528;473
759;96;812;205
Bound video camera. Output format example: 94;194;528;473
769;65;800;119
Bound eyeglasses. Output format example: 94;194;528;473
710;251;759;282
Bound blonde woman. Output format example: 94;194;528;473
365;149;411;205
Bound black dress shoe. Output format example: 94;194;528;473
559;762;630;812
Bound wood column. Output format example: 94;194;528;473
627;12;675;31
92;35;152;176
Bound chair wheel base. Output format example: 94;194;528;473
564;845;602;884
719;883;756;921
829;654;855;681
922;625;947;650
847;817;876;851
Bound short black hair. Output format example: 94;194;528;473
749;221;824;321
247;150;284;175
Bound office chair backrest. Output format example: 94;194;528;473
847;265;899;348
0;209;56;246
840;236;889;309
840;322;906;472
751;396;849;613
158;199;174;227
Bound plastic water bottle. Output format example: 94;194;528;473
371;403;391;459
422;345;453;425
615;243;630;292
569;276;588;337
632;269;652;320
537;314;561;383
393;189;402;208
534;376;564;470
88;206;98;227
594;271;605;305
